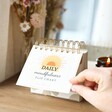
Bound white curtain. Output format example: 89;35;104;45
60;0;112;48
91;0;112;48
60;0;95;42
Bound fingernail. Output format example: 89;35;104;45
71;86;77;92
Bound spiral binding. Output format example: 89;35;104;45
35;38;86;53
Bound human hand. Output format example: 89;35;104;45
70;68;112;112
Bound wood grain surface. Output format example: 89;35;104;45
0;75;100;112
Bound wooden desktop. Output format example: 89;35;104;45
0;75;100;112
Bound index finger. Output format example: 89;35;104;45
70;68;103;84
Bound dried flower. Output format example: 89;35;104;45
12;0;45;35
32;0;40;5
45;0;65;38
20;21;30;32
10;0;19;5
30;13;44;28
56;21;63;29
11;0;46;57
23;0;31;7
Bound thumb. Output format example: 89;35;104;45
72;85;96;103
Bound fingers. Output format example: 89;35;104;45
84;80;97;90
70;68;112;92
70;68;112;112
70;68;103;85
71;85;97;103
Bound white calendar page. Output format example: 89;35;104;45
17;45;82;93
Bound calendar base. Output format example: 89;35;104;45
30;49;87;102
31;88;83;102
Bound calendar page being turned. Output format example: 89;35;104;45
17;38;88;100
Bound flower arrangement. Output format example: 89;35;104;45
10;0;65;57
45;0;66;39
11;0;46;57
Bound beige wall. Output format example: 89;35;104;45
0;1;25;82
0;0;45;82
